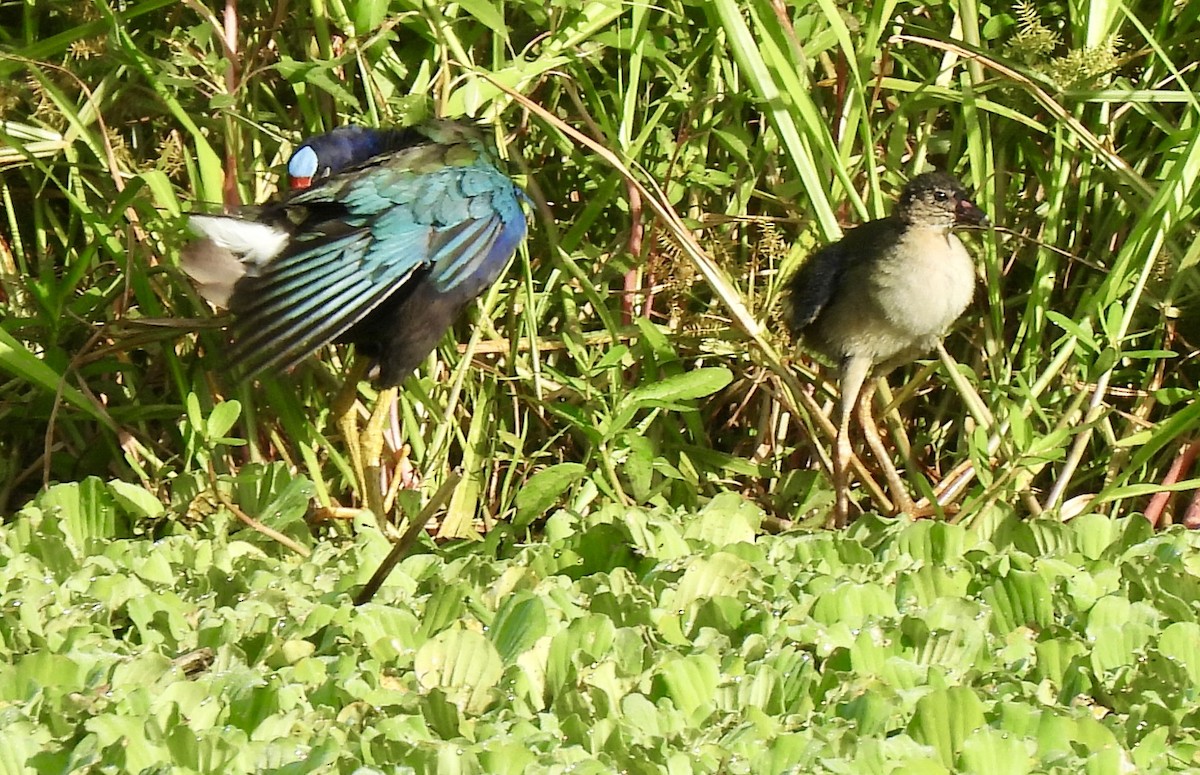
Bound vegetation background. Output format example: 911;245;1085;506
2;0;1200;772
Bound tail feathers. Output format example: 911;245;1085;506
181;239;246;307
182;215;291;307
187;215;290;265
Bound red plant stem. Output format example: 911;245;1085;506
622;179;643;325
1144;438;1200;527
222;0;242;209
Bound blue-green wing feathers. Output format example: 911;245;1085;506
192;124;528;384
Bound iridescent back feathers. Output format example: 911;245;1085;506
183;121;528;386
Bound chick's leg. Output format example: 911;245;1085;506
833;355;872;527
857;376;916;516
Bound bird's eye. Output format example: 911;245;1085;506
933;190;949;201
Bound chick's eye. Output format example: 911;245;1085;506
933;190;949;202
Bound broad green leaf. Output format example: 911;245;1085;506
623;367;733;407
957;728;1034;775
205;400;242;441
981;570;1053;634
479;741;539;775
421;583;472;637
1085;745;1135;775
1034;638;1087;688
455;0;507;36
896;565;971;607
352;0;389;31
1130;726;1171;772
810;581;898;628
490;593;548;663
908;686;986;767
894;520;972;564
1068;512;1121;560
1156;622;1200;685
108;480;165;520
911;622;987;674
0;722;53;775
1086;597;1157;672
38;477;128;549
685;491;763;545
654;653;719;721
670;552;753;607
514;463;588;528
1035;713;1120;761
414;628;503;715
849;625;923;690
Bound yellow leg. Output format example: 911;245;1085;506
333;361;371;503
362;386;399;525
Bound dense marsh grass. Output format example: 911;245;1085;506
1;0;1197;529
7;3;1200;772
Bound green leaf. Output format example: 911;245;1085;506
454;0;507;36
981;570;1053;634
894;520;972;564
654;653;719;721
908;686;987;766
490;593;548;663
622;367;733;407
352;0;389;31
1156;621;1200;685
107;480;165;520
38;477;129;548
0;722;53;775
685;491;763;545
206;400;242;441
811;581;898;627
671;551;753;608
414;628;503;715
514;463;588;528
957;728;1033;775
0;325;111;425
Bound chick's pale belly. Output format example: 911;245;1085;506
879;232;975;333
814;232;976;365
